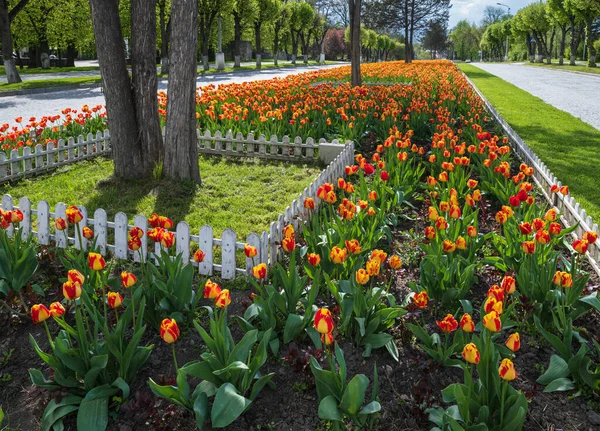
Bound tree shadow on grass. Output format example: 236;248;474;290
153;178;198;227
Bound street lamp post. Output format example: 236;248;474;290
497;3;511;62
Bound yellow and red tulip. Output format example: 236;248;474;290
55;218;67;231
505;333;520;352
282;236;295;252
330;246;347;264
412;291;429;309
49;302;65;318
193;249;206;263
252;263;267;279
459;313;475;332
572;239;589;254
82;226;94;239
203;279;222;299
307;253;321;266
65;206;83;224
436;314;458;333
62;280;82;300
121;271;137;288
355;269;370;285
462;343;480;364
501;275;516;294
498;358;517;381
31;304;51;323
88;252;106;270
215;289;232;308
314;308;334;334
482;311;501;332
160;318;180;344
345;239;362;254
388;255;402;269
107;292;123;308
160;231;175;248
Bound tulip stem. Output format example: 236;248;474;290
500;380;507;426
171;343;179;371
42;320;54;349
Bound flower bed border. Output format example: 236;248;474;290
464;73;600;276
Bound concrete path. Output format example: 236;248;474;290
471;63;600;130
0;64;343;125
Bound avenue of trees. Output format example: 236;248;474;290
449;1;600;68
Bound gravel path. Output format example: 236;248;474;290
0;64;343;124
472;63;600;130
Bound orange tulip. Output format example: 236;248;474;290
244;244;258;258
484;296;503;315
88;252;106;270
366;259;380;276
435;217;448;230
549;223;562;236
428;206;439;221
121;271;137;288
128;236;141;251
314;308;334;334
11;209;23;223
532;218;546;231
535;230;550;245
442;239;456;253
215;289;231;308
425;226;436;240
160;231;175;248
505;333;520;352
449;205;461;219
583;231;598;244
521;241;536;254
572;239;589;254
436;314;458;333
501;276;516;294
107;292;123;308
330;246;347;264
147;227;164;242
283;224;295;239
304;197;315;210
62;280;82;300
193;249;206;263
483;311;501;332
65;206;83;224
355;269;370;285
498;358;517;380
467;226;477;238
31;304;51;323
55;218;67;230
559;185;569;195
462;343;480;364
456;236;467;250
160;318;180;344
252;263;267;279
459;313;475;332
49;302;65;318
307;253;321;266
82;226;94;239
345;239;362;254
412;291;429;308
159;216;173;229
203;279;222;299
388;255;402;269
282;236;295;252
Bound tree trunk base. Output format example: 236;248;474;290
569;55;575;66
202;55;209;71
291;54;296;65
234;55;241;68
256;54;261;68
303;54;308;64
161;57;169;74
3;59;22;84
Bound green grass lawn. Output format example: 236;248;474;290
0;156;321;239
0;65;100;75
0;76;102;92
516;62;600;75
459;63;600;223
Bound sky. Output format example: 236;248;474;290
449;0;537;28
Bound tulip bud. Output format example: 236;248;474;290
62;280;82;300
88;252;106;270
107;292;123;308
252;263;267;279
203;279;222;299
412;291;429;309
314;308;334;334
49;302;66;318
462;343;480;364
307;253;321;266
498;358;517;381
121;271;137;288
215;289;231;308
436;314;458;333
160;318;180;344
505;333;520;352
31;304;51;323
459;313;475;332
193;249;206;263
355;269;370;285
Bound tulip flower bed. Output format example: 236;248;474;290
1;61;600;431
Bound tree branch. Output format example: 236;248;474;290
8;0;29;22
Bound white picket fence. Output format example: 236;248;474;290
1;141;354;279
0;130;111;183
464;74;600;275
0;128;344;184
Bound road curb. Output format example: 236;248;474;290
0;82;102;98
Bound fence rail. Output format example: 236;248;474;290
1;141;354;279
0;129;347;184
463;73;600;275
0;130;111;183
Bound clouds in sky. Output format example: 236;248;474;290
449;0;536;28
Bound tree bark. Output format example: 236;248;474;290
585;19;596;67
558;26;566;66
89;0;145;178
66;43;76;67
164;0;201;183
349;0;361;86
233;11;242;68
0;0;21;83
159;0;170;74
131;0;163;171
254;22;262;68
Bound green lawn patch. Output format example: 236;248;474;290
0;156;322;238
459;63;600;223
0;76;102;92
516;62;600;75
0;65;100;75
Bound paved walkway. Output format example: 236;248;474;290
0;64;343;125
472;63;600;130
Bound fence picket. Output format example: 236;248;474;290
23;147;32;172
2;195;14;237
221;229;236;280
260;231;268;266
94;209;108;255
10;150;20;179
198;225;213;275
114;212;128;259
133;215;148;262
18;197;31;239
176;221;191;265
37;201;50;245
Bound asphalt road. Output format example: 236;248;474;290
472;63;600;131
0;64;343;125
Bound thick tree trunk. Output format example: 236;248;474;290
0;0;21;83
66;44;76;67
202;38;209;71
349;0;361;86
131;0;163;171
559;27;566;66
89;0;145;178
233;13;242;68
164;0;200;183
159;1;170;74
273;25;280;66
585;20;596;68
254;22;262;68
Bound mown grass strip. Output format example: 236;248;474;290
0;76;102;92
459;63;600;223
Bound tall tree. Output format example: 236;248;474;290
422;19;447;59
0;0;28;82
566;0;600;67
349;0;361;86
163;0;200;182
198;0;233;71
272;1;289;66
254;0;280;68
157;0;171;74
88;0;162;178
482;5;505;26
547;0;573;65
449;20;480;61
232;0;258;67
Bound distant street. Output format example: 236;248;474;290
0;63;344;125
471;63;600;131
